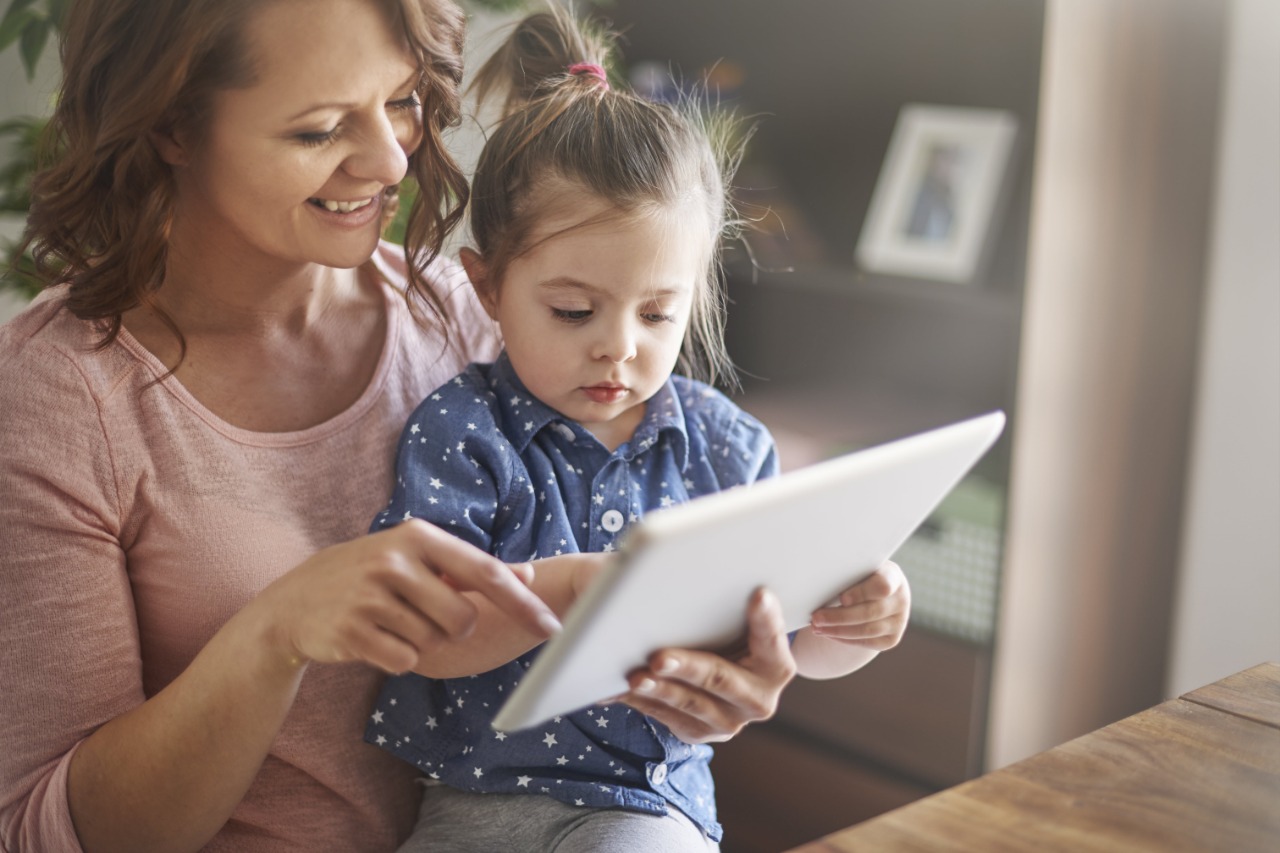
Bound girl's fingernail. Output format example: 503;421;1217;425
636;678;657;694
654;657;678;675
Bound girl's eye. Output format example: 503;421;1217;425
551;308;592;323
643;311;677;324
296;128;340;148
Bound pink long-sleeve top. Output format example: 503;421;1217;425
0;244;500;852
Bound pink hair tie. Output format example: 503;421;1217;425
567;63;609;90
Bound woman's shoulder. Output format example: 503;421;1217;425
369;240;481;321
369;241;500;367
0;287;142;406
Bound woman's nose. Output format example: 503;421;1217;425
346;112;414;187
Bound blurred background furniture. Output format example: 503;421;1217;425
606;1;1043;848
602;1;1254;850
786;662;1280;852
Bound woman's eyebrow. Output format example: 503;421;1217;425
286;71;421;123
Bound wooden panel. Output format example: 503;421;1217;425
792;693;1280;852
773;627;989;787
1180;661;1280;729
714;723;932;853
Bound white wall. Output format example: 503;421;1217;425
989;0;1228;768
1167;0;1280;695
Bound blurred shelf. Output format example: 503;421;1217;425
725;263;1023;326
733;382;1004;470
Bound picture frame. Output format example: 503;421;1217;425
855;104;1019;285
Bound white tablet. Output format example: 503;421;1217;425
492;410;1006;732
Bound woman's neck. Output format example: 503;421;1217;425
155;241;360;340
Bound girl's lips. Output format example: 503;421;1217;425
582;385;628;404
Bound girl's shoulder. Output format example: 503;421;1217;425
668;375;778;484
669;374;760;425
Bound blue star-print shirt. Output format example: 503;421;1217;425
364;352;778;840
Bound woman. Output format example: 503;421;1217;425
0;1;808;850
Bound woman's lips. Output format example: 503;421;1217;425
582;384;628;404
306;193;382;227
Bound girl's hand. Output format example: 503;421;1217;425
251;519;561;675
808;561;911;650
616;587;797;744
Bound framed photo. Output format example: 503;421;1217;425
855;104;1019;284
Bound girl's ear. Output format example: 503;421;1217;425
460;247;499;320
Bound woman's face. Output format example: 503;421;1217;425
165;0;424;272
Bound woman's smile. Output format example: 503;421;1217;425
306;192;385;228
308;196;376;213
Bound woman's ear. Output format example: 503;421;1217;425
459;247;499;320
150;126;191;167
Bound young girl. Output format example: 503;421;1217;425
365;9;911;851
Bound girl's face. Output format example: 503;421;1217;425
162;0;424;272
465;193;710;451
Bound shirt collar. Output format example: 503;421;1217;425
489;351;689;468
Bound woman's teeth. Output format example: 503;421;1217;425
312;197;374;213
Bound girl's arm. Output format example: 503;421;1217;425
789;562;912;680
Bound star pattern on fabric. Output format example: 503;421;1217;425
363;358;777;843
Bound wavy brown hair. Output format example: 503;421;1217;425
21;0;469;352
468;6;751;389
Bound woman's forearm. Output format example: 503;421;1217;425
67;604;305;853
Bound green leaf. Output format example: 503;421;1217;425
383;177;419;246
47;0;69;27
1;239;45;301
17;14;47;79
0;0;38;52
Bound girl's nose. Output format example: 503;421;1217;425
593;319;638;364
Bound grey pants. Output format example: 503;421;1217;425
396;785;721;853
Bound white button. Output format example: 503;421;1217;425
553;423;576;442
650;763;668;785
601;509;625;532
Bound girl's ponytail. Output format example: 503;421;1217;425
470;7;612;121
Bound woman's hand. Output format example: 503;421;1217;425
616;587;797;744
251;519;562;675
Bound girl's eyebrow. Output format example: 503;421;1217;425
536;277;687;297
286;70;421;123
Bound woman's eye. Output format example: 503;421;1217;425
551;308;592;323
296;128;340;148
389;94;422;112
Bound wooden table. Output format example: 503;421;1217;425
787;662;1280;852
